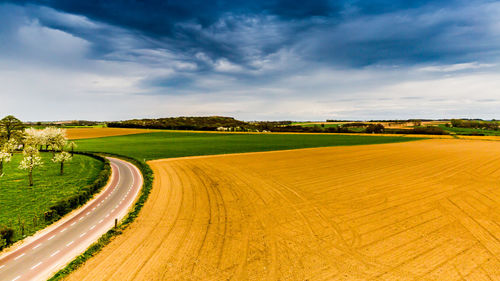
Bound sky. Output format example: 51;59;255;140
1;0;500;121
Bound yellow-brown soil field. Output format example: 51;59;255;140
67;139;500;280
65;128;152;139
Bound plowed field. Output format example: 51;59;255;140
66;128;151;139
67;139;500;280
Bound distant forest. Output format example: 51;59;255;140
107;116;249;131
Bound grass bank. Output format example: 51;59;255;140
0;153;103;245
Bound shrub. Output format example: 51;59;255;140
366;124;385;133
0;226;14;245
44;210;57;221
412;126;448;135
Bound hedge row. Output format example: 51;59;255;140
48;153;153;281
0;226;14;248
44;153;111;221
385;126;449;135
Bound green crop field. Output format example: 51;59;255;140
0;153;103;243
74;131;424;161
439;125;500;136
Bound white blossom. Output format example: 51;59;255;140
2;139;17;154
44;127;67;151
0;151;11;163
24;127;47;147
52;151;72;163
19;146;43;170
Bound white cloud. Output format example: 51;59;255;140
418;62;496;72
2;3;500;122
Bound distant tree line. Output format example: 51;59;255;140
107;116;452;135
26;120;101;127
107;116;250;131
385;126;448;135
264;123;386;134
449;119;499;130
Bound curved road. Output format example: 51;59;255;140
0;157;142;281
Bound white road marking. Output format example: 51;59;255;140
99;219;104;223
105;214;110;218
86;212;91;216
50;250;60;257
79;232;86;238
70;222;76;226
92;207;96;211
79;217;84;221
30;262;42;270
33;243;42;249
0;265;5;269
11;276;21;281
66;241;74;247
48;235;55;240
14;253;25;260
60;228;67;233
89;225;96;230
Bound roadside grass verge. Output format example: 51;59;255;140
74;131;424;161
0;153;104;246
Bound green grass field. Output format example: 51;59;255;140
74;131;424;161
439;125;500;136
0;153;103;242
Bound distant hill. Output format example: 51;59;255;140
107;116;250;131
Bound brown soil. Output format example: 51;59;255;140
65;128;152;140
66;139;500;280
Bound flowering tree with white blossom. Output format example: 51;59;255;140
19;146;43;186
0;139;17;176
44;127;67;153
52;151;72;175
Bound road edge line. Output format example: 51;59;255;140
47;153;151;281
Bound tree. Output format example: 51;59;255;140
19;146;43;186
67;141;77;156
52;151;72;175
366;124;385;134
24;128;47;150
44;127;67;154
0;115;24;141
0;151;11;177
450;119;462;128
0;139;17;177
412;119;422;127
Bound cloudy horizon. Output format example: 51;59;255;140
1;0;500;121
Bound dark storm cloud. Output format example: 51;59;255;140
3;0;500;121
6;0;485;71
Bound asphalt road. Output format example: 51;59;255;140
0;157;142;281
